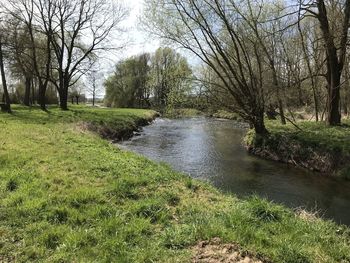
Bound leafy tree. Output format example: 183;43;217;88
105;54;151;108
150;47;192;111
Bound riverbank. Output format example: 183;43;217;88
245;120;350;178
1;106;350;262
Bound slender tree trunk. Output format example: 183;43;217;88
0;40;11;113
312;84;319;122
327;68;341;125
31;78;35;104
24;76;31;106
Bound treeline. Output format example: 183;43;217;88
0;0;126;113
143;0;350;134
104;47;192;111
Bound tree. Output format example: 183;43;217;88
86;68;102;107
105;49;192;110
43;0;128;110
69;80;85;105
302;0;350;125
0;31;11;113
150;47;192;110
6;19;35;106
5;0;128;111
105;54;151;108
143;0;268;134
6;0;53;110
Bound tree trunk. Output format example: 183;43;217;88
252;110;268;136
76;96;79;105
58;73;70;110
38;85;46;110
24;76;31;106
327;69;341;125
59;88;68;110
253;118;268;136
278;98;286;125
0;40;11;113
31;78;35;105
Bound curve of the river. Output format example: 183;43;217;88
120;117;350;225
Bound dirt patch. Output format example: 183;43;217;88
192;238;269;263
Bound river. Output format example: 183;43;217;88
120;117;350;226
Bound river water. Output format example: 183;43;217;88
120;117;350;225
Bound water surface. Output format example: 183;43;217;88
120;117;350;225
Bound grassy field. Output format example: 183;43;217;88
1;106;350;262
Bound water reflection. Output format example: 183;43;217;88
120;117;350;225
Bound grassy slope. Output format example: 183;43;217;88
0;106;349;263
245;119;350;176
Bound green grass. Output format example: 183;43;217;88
164;108;202;118
264;119;350;154
212;110;243;121
1;105;350;262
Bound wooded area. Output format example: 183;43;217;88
1;0;350;135
143;0;350;134
0;0;126;111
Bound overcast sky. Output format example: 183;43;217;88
122;0;160;57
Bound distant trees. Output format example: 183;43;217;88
105;47;192;111
105;53;151;108
150;47;192;110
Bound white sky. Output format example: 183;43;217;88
122;0;160;57
92;0;160;97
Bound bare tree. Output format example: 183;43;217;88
5;0;53;110
86;64;103;107
302;0;350;125
144;0;268;134
5;0;128;110
42;0;128;110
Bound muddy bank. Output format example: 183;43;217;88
83;112;160;142
245;131;350;178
